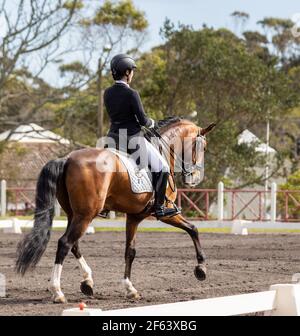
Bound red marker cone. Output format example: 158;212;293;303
79;302;87;311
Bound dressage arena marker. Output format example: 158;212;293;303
1;218;22;234
231;220;249;235
62;284;300;316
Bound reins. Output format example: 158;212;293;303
144;126;204;177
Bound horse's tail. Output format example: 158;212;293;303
16;158;67;275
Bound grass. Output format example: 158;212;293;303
2;217;300;234
94;227;300;234
248;228;300;234
10;226;300;234
0;216;127;221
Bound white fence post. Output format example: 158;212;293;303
271;182;277;223
109;211;116;219
217;181;224;221
1;180;7;217
54;200;61;217
268;284;300;316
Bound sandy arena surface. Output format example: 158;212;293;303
0;231;299;315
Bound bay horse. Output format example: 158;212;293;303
16;117;215;303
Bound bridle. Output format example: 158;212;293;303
145;127;206;178
181;130;206;178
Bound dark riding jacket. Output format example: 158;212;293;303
104;82;153;136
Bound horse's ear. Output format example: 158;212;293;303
200;123;216;136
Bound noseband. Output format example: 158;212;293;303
181;132;206;178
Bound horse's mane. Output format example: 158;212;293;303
144;116;183;140
156;116;182;132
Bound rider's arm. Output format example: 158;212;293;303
130;90;155;128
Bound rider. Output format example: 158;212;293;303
104;54;179;219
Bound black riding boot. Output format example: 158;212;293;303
153;171;180;219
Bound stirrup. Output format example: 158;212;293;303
155;206;180;219
98;209;109;219
165;198;182;214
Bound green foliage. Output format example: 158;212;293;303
63;0;84;11
243;31;268;44
3;9;300;191
13;143;29;156
59;62;90;76
277;170;300;219
133;48;167;119
258;17;294;31
135;22;298;188
51;16;300;188
231;11;250;19
89;0;148;31
280;170;300;190
257;17;300;66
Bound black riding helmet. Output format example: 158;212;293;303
110;54;137;80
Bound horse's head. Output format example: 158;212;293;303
159;118;216;188
181;122;216;187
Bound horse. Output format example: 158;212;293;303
16;117;216;303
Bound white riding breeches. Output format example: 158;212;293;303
140;137;169;173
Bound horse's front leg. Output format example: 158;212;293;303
161;214;207;281
122;214;142;299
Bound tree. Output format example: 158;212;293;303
277;170;300;220
257;17;300;66
0;0;149;148
0;0;82;133
68;0;148;137
231;11;250;34
134;21;298;189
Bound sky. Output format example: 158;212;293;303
133;0;300;49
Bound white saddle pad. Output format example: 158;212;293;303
108;149;153;194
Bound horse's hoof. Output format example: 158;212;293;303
53;295;67;304
126;291;141;300
80;280;94;297
194;264;207;281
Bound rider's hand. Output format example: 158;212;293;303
148;118;156;129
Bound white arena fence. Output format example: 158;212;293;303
1;218;300;234
62;284;300;316
0;218;95;234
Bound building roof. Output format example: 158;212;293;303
238;129;276;154
0;123;70;145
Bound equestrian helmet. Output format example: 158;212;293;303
110;54;137;78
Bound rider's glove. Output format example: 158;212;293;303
148;118;155;129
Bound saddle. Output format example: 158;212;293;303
107;148;153;194
97;147;154;219
98;132;177;219
101;131;155;194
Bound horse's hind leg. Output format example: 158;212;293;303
71;241;94;296
50;215;92;303
122;214;143;300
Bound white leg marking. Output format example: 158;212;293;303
50;264;65;301
122;278;138;298
78;257;93;285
